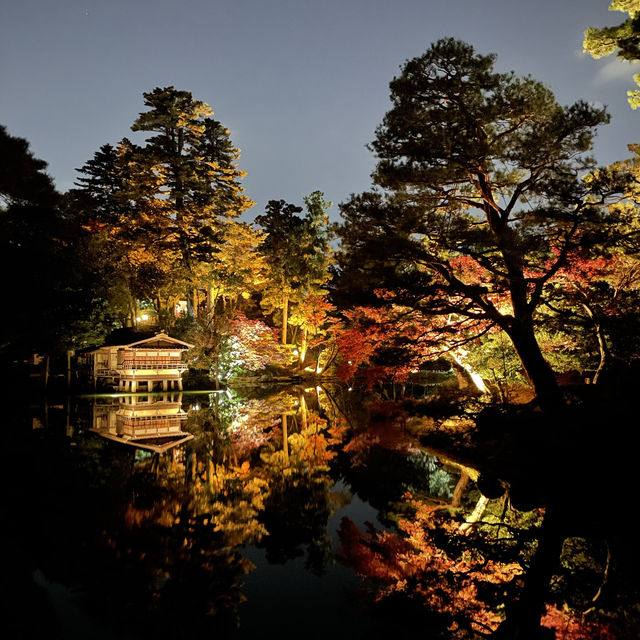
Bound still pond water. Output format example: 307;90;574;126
5;385;638;638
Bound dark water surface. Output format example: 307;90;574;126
5;387;639;638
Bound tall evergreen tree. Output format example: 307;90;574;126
129;87;254;311
73;87;254;322
256;192;332;353
336;38;617;407
256;199;307;345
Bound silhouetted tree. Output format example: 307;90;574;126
336;38;618;407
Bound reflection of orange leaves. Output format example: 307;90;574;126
327;417;348;447
124;499;180;528
344;424;420;466
541;605;616;639
343;401;420;464
299;432;336;466
338;498;525;634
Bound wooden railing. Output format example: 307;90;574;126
117;360;188;371
119;415;186;429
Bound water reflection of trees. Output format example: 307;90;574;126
331;390;638;639
8;387;640;639
9;428;260;638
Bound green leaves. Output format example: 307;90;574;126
584;3;640;108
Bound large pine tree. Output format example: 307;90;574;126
75;87;254;320
336;38;617;407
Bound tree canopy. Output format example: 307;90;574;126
336;38;621;406
0;125;113;356
584;0;640;108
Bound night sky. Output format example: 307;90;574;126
1;0;638;220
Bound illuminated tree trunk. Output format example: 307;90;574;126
582;302;608;384
281;296;289;345
127;290;137;328
43;355;50;391
449;351;488;394
299;327;308;365
187;288;197;318
452;471;470;508
458;494;489;534
498;224;563;408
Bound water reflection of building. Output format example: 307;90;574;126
90;393;193;454
80;332;193;392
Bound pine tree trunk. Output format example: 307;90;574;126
506;322;563;409
582;303;608;384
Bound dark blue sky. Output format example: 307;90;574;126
1;0;638;220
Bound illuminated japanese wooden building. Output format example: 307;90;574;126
82;332;194;392
90;393;193;454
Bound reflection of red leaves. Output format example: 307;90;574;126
337;517;413;584
343;403;419;465
541;605;616;639
338;502;523;634
344;425;420;465
228;398;280;459
229;423;275;459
